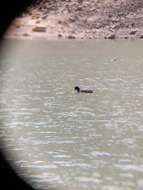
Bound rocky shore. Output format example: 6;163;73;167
5;0;143;39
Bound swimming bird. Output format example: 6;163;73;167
74;86;93;93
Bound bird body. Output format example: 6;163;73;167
74;86;93;93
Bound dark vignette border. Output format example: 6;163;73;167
0;1;37;190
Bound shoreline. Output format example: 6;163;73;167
4;35;143;42
5;21;143;41
5;27;143;41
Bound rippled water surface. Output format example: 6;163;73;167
1;39;143;190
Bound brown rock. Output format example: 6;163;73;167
14;21;21;28
42;15;47;20
130;30;137;35
67;35;76;39
106;34;116;40
32;26;46;32
76;7;82;11
36;20;41;24
69;18;76;23
58;20;63;24
58;34;62;38
15;24;21;28
23;33;29;37
140;35;143;39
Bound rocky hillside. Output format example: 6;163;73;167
6;0;143;39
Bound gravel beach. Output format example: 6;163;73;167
5;0;143;39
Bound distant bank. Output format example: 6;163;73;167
5;0;143;40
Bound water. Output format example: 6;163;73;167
0;39;143;190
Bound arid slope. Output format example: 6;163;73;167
6;0;143;39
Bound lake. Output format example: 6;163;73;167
0;39;143;190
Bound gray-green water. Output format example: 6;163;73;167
1;39;143;190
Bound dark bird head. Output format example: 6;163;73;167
74;86;80;93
